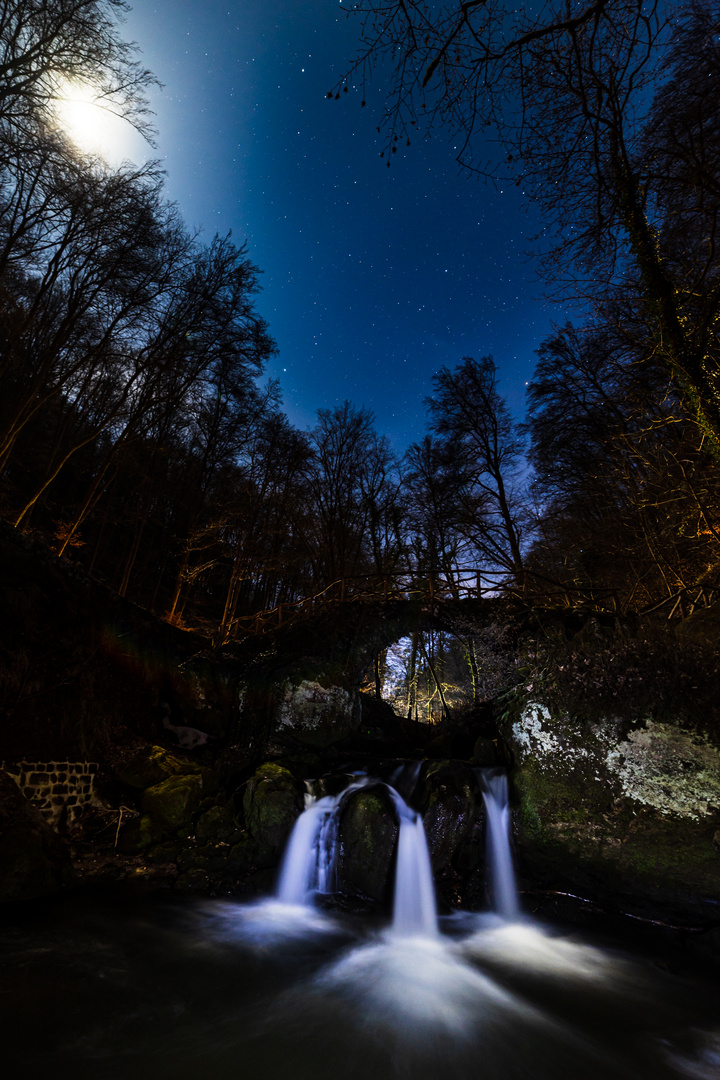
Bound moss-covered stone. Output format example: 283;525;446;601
242;762;303;861
114;745;199;789
176;847;209;872
338;787;398;902
177;868;211;891
145;841;181;863
227;837;256;874
141;773;203;830
507;703;720;921
196;802;239;842
116;812;163;853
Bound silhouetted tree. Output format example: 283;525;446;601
0;0;156;140
425;356;527;582
403;434;466;593
305;401;401;586
342;1;720;452
526;321;720;607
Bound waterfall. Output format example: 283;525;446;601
478;767;519;920
386;786;438;938
275;774;438;937
275;779;367;906
389;759;422;803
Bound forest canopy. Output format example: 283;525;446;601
0;0;719;698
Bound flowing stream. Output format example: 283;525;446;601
2;769;719;1080
478;766;520;919
275;779;368;905
387;784;438;937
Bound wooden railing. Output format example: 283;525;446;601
226;569;719;639
228;569;505;637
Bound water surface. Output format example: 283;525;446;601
2;891;719;1080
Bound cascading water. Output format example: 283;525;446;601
477;767;520;920
275;771;438;936
6;761;720;1080
275;779;368;906
389;759;422;803
386;785;438;937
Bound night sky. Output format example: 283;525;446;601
114;0;568;450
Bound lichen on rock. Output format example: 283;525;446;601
606;721;720;819
276;680;359;747
513;702;593;768
507;697;720;920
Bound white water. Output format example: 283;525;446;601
387;786;438;938
15;762;715;1080
478;767;520;919
275;773;438;937
276;779;368;906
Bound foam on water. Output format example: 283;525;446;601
315;934;534;1039
461;921;621;981
197;898;342;948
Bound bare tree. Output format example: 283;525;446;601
0;0;157;141
425;356;527;581
339;1;720;452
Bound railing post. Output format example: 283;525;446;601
277;603;283;626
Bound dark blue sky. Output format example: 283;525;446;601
121;0;566;449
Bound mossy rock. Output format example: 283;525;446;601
145;841;181;864
177;868;212;891
242;762;304;860
227;837;256;875
117;813;163;854
141;774;203;830
115;745;199;789
196;802;240;842
177;847;209;872
338;786;398;902
508;705;720;921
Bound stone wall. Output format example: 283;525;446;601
2;761;103;827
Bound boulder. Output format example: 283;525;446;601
675;605;720;646
0;770;74;900
114;744;198;789
338;785;399;902
507;702;720;922
116;812;162;853
276;680;360;748
141;773;203;831
417;761;480;872
195;802;241;843
242;762;304;863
